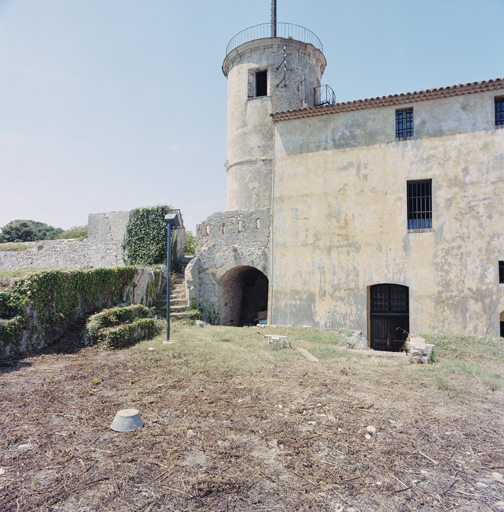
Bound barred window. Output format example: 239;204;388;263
496;97;504;126
407;180;432;230
396;108;414;139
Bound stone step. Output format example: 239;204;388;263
170;305;188;312
170;311;190;319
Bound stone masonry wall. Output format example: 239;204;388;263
0;210;185;272
0;239;123;271
188;208;270;323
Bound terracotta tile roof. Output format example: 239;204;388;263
271;78;504;122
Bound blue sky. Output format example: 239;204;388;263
1;0;503;234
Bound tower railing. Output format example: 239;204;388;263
314;84;336;106
225;22;323;56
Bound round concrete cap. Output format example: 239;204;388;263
110;408;144;432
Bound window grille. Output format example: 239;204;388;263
496;97;504;126
407;180;432;230
396;108;414;139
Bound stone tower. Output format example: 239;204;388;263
188;13;330;327
222;23;327;210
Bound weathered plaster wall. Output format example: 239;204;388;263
270;90;504;336
223;38;326;211
190;208;270;323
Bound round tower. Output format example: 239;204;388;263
223;23;327;211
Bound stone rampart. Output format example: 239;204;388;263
189;208;270;322
0;239;124;271
0;210;185;272
0;267;164;358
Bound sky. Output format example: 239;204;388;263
1;0;503;234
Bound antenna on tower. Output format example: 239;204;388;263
271;0;277;37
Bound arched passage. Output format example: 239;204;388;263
369;284;409;351
220;266;268;326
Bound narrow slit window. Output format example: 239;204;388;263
407;179;432;230
496;97;504;126
396;108;414;139
499;261;504;283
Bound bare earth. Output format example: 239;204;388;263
1;325;503;512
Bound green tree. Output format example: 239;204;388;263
184;230;196;256
56;225;88;240
0;220;63;243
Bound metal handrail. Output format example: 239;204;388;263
314;84;336;106
225;22;323;56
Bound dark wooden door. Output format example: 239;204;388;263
370;284;409;351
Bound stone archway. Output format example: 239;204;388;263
220;266;269;326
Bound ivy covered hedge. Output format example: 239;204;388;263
123;205;173;265
0;267;140;357
83;304;151;342
83;304;162;349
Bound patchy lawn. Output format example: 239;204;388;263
1;324;503;511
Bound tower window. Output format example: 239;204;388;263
248;68;268;98
407;179;432;230
255;70;268;97
495;97;504;126
396;108;414;139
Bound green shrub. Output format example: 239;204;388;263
84;304;161;349
57;226;88;240
84;304;151;343
0;316;26;345
102;318;162;349
184;230;196;256
0;267;137;352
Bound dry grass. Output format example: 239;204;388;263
0;323;503;511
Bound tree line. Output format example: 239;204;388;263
0;220;87;243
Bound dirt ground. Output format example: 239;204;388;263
1;325;504;512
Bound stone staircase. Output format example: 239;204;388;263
170;273;190;320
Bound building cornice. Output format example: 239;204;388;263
271;78;504;122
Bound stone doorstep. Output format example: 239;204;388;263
348;348;408;357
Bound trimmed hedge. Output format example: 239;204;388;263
102;318;161;349
0;267;141;357
83;305;162;349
